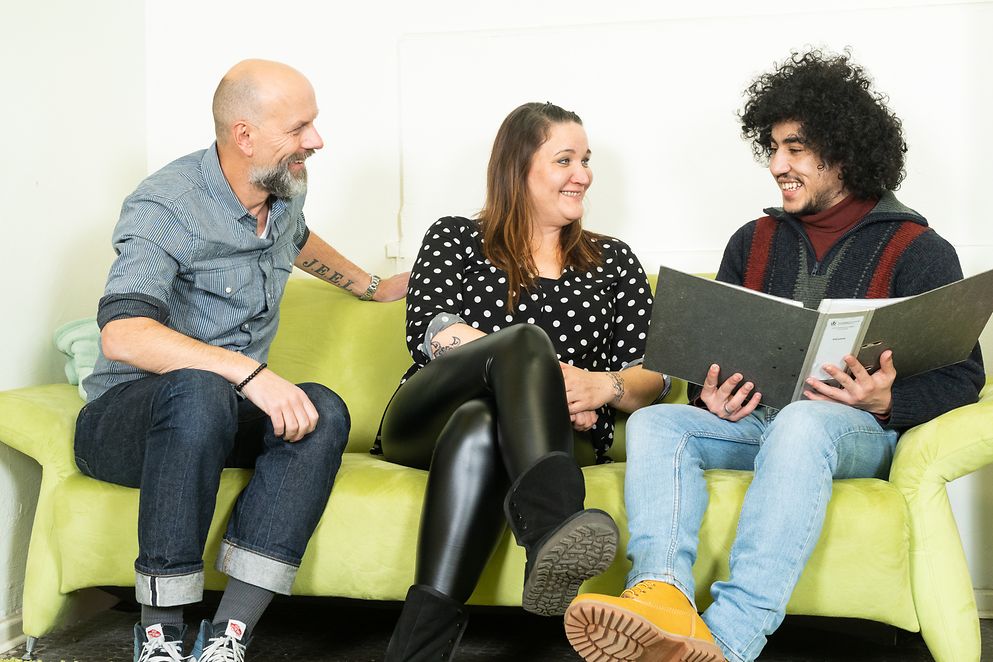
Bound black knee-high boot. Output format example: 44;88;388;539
504;451;619;616
384;584;469;662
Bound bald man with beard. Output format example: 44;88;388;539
74;60;408;662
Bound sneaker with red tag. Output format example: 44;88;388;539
191;619;250;662
133;623;191;662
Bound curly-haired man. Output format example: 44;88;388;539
564;49;985;662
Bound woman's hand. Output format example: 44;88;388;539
561;363;667;414
560;363;618;414
570;409;598;432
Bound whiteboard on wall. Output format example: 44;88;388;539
397;3;993;275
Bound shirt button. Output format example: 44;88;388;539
241;324;248;331
225;286;233;294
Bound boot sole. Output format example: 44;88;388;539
521;510;618;617
564;600;725;662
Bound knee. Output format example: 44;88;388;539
494;323;556;359
763;401;845;460
298;383;351;456
436;400;497;459
625;405;684;460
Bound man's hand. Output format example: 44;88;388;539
240;369;320;441
373;272;410;302
561;362;618;414
802;350;896;416
699;364;762;422
570;409;598;432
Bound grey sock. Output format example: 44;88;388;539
140;604;184;629
212;577;274;638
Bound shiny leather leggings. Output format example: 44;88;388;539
380;324;573;602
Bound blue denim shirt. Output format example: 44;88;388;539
83;144;309;401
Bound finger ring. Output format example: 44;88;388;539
722;402;736;416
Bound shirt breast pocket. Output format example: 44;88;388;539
195;265;255;302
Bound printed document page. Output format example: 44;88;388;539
805;313;871;381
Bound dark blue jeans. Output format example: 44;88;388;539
74;368;349;607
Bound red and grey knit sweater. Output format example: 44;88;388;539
714;191;984;430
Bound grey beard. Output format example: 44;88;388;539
249;157;308;199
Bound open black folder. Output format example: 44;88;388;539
644;265;993;409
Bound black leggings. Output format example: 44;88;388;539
380;324;574;602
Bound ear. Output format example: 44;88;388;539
232;120;254;157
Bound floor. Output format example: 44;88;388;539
6;591;992;662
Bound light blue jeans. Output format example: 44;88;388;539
623;400;899;662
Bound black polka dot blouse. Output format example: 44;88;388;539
388;215;653;463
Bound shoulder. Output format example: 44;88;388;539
418;216;481;254
895;224;963;283
719;217;766;254
113;152;210;251
129;150;208;206
425;216;480;236
587;232;638;261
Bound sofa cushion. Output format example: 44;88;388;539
54;454;916;630
53;318;100;400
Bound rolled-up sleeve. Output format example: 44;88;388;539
608;241;653;370
96;196;189;329
405;217;470;365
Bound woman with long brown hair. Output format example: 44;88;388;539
378;101;666;660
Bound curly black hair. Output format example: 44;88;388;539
739;48;907;199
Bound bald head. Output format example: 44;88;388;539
212;59;314;144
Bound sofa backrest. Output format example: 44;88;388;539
267;278;410;454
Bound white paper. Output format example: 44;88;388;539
816;296;907;314
806;314;869;381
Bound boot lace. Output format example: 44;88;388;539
619;581;655;600
137;638;190;662
197;632;246;662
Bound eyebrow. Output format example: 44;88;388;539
554;148;592;156
782;134;805;145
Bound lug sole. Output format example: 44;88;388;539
521;511;619;617
564;601;725;662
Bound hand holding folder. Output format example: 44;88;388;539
644;266;993;410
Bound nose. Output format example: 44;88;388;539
572;163;591;186
769;148;789;177
303;125;324;151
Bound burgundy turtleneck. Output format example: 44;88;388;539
798;195;878;262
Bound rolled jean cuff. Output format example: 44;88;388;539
135;569;204;607
216;539;298;595
711;630;747;662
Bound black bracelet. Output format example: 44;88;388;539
235;362;267;392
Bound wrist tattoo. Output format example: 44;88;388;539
608;372;625;404
431;336;461;358
300;258;356;291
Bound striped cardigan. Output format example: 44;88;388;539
712;191;984;430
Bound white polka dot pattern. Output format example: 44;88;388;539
399;216;654;459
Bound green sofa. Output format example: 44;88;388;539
1;278;991;661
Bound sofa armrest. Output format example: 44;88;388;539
0;383;84;479
886;383;991;662
889;385;993;490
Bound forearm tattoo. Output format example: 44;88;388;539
431;336;462;358
608;372;625;404
300;257;356;291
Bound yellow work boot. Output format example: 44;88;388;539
564;580;725;662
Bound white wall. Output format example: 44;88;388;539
2;0;992;643
0;0;146;647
